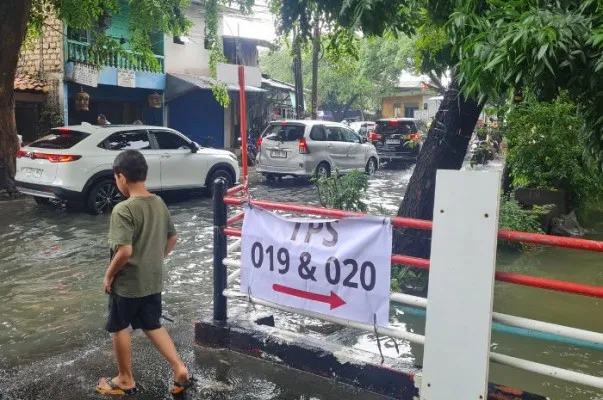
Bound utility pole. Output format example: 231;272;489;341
311;15;320;120
292;27;304;119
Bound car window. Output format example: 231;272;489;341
309;125;326;141
151;130;190;150
325;126;341;142
341;128;361;143
29;129;89;149
100;131;152;151
375;120;416;134
264;124;305;142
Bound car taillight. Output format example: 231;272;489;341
389;120;399;126
24;152;81;163
408;133;420;141
369;132;382;141
257;136;263;147
299;138;310;154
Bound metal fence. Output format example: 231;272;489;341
212;180;603;391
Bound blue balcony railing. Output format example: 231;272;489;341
66;39;164;73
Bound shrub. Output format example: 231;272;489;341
498;195;543;251
505;95;603;208
314;169;369;212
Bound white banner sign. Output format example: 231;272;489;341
240;205;392;327
217;63;262;87
72;63;99;87
117;69;136;87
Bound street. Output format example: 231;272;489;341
0;165;602;399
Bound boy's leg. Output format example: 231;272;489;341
144;327;188;381
112;328;136;387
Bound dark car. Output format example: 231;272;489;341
369;118;427;163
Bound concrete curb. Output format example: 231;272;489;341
195;314;547;400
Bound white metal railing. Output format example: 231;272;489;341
221;239;603;391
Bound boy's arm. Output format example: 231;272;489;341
164;234;178;258
104;245;132;294
105;206;134;294
165;204;177;258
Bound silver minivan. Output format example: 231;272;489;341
256;120;379;181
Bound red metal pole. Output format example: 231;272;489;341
223;196;603;252
226;184;245;196
239;65;248;184
223;227;603;298
226;211;245;227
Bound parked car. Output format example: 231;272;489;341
15;124;240;214
256;120;379;181
369;118;428;164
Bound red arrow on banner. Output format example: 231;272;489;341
272;284;346;310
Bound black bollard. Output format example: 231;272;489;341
212;178;228;323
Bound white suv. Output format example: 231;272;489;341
15;124;239;214
256;120;379;181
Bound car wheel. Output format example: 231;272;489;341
87;179;124;215
33;196;51;206
315;162;331;179
366;158;378;176
209;169;233;198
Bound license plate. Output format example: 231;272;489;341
385;139;400;145
270;150;287;158
24;168;43;178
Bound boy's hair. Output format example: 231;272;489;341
113;150;148;182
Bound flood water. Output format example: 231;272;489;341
0;164;601;399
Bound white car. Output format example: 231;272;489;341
256;120;379;181
15;124;240;214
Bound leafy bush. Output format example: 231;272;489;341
498;195;543;251
314;169;368;212
505;96;603;208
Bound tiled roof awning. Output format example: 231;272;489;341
14;74;48;93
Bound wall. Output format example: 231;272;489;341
168;90;225;147
17;14;64;77
164;3;223;76
65;82;162;125
382;93;436;119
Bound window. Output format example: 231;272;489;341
393;103;401;118
404;103;419;118
309;125;326;141
325;127;341;142
341;128;361;143
151;130;191;150
100;131;152;151
264;124;305;142
29;129;90;149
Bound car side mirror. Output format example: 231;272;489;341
189;142;199;153
361;137;368;143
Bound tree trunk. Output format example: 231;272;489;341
310;16;320;120
0;0;32;194
393;80;483;259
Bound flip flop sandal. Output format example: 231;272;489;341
170;376;197;395
96;377;138;396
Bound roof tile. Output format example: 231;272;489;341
14;74;48;93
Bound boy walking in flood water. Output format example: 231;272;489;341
96;149;193;396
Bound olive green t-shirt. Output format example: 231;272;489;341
108;195;176;298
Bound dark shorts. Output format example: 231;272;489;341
105;293;162;333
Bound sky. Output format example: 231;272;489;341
222;1;277;43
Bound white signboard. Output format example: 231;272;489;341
217;63;262;88
240;205;392;327
117;69;136;87
72;63;99;87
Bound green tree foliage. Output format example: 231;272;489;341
449;0;603;169
260;35;415;118
314;170;369;212
505;95;603;208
